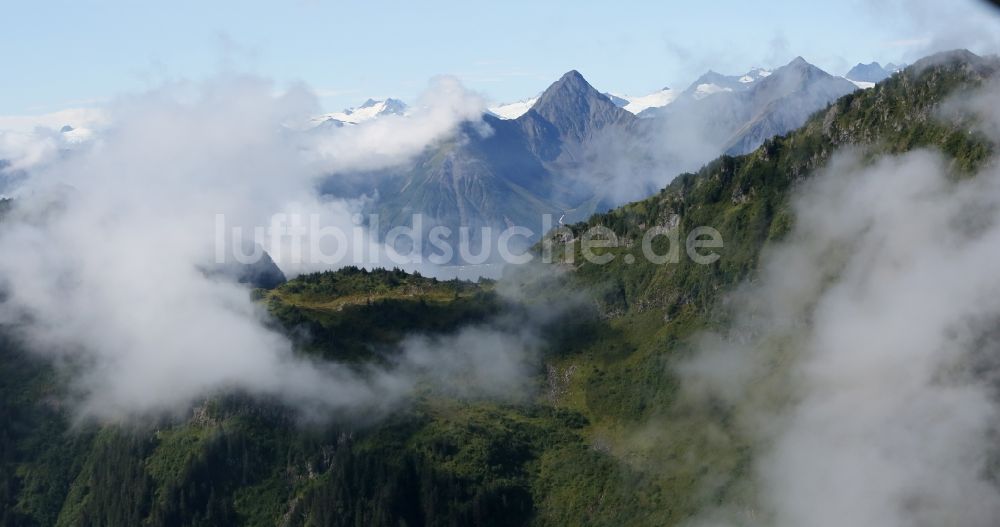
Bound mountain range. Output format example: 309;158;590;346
0;56;897;263
2;50;996;527
485;66;778;120
654;56;859;155
845;61;905;84
322;57;864;261
309;97;408;129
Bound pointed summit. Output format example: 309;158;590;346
845;62;891;83
683;67;771;100
532;70;609;115
786;56;812;69
720;57;857;154
560;69;586;82
523;70;633;145
764;56;839;86
309;97;408;128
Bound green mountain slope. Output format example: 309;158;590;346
1;50;997;527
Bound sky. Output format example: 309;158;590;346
2;0;1000;118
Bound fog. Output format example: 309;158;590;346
682;84;1000;525
0;72;541;422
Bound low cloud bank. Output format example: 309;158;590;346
0;72;545;422
682;85;1000;526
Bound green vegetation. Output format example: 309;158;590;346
1;52;998;526
263;266;501;362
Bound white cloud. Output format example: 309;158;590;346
0;72;523;422
0;107;107;134
681;82;1000;525
307;75;488;172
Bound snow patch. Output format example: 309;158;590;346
620;89;680;114
487;97;538;119
309;98;408;128
693;83;733;99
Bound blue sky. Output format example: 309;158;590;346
3;0;1000;115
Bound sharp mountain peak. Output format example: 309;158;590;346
526;69;631;122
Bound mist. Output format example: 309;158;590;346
681;84;1000;525
559;113;722;207
566;61;857;207
868;0;1000;62
0;71;541;422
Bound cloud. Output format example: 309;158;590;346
396;323;539;400
0;71;524;422
680;83;1000;525
0;107;107;134
763;33;792;67
307;75;488;172
867;0;1000;60
555;95;760;206
0;107;108;171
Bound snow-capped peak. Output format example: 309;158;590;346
739;67;772;84
614;88;679;115
684;67;771;100
487;97;539;119
309;98;408;128
693;83;733;99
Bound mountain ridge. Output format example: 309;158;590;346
846;61;892;83
333;58;866;261
3;49;997;527
310;97;408;128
